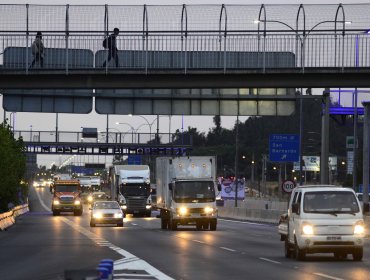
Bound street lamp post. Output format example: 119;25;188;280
115;122;135;143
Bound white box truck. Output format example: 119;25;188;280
155;156;219;231
111;165;152;217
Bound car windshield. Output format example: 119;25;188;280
120;184;150;196
94;202;120;209
174;181;215;203
54;184;79;192
304;191;360;213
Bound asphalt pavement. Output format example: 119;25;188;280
1;186;370;280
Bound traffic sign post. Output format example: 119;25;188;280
269;134;300;162
282;180;296;193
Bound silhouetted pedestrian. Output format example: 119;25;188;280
102;28;120;67
30;31;44;68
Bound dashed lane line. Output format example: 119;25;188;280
259;257;282;265
192;240;205;244
218;218;273;227
34;189;174;280
313;273;344;280
220;247;236;252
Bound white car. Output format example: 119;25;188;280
90;201;124;227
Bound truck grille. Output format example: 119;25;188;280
60;197;74;203
127;198;146;210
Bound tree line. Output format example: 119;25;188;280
0;122;26;212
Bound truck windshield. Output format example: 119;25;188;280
174;181;215;203
303;191;360;213
54;184;79;192
120;184;150;196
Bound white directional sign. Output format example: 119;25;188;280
282;180;296;193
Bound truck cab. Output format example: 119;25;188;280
51;180;83;216
283;185;364;261
114;165;152;217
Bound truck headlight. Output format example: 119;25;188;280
114;213;123;218
302;224;314;235
354;221;365;235
87;196;93;202
74;200;81;205
146;205;152;209
178;207;188;216
204;207;214;214
93;213;103;219
53;199;60;205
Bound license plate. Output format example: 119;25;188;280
327;236;342;241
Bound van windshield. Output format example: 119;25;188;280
303;191;360;213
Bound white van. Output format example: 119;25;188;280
283;185;365;261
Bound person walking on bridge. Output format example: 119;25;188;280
30;31;44;68
102;27;120;67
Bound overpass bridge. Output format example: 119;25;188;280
1;4;370;116
14;130;192;155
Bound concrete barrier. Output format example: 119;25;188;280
0;204;29;231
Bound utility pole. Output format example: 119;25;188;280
299;89;304;186
353;88;358;191
234;115;239;207
320;89;330;184
106;114;109;143
362;101;370;213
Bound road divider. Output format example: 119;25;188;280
218;206;285;224
0;204;29;231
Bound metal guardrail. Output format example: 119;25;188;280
0;32;369;72
0;4;369;73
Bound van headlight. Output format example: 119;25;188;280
87;196;93;202
53;199;60;205
146;205;152;209
178;207;188;216
74;200;81;205
354;221;365;235
302;223;314;235
204;207;214;214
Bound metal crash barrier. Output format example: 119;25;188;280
0;204;29;231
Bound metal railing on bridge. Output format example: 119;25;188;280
0;4;369;73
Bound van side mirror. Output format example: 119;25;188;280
363;202;369;214
292;203;300;215
168;184;173;191
217;183;221;192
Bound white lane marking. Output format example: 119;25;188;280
192;240;205;244
114;273;153;277
218;218;271;226
220;247;236;252
35;188;174;280
131;223;138;226
259;257;281;265
313;273;344;280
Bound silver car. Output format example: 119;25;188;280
90;201;124;227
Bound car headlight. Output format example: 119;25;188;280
93;213;103;219
204;207;214;214
302;223;314;235
114;213;123;218
178;207;188;216
87;196;93;202
74;200;81;205
146;205;152;209
53;199;60;205
121;205;127;210
33;183;39;187
354;221;365;235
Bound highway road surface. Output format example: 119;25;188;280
1;186;370;280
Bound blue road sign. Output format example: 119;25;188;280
128;155;142;165
269;134;300;162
